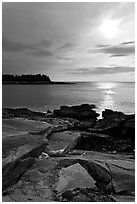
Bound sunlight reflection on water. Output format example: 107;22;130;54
97;82;117;116
97;82;117;90
3;82;134;115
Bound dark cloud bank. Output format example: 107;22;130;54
2;36;53;57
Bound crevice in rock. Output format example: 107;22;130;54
105;163;116;194
2;142;49;193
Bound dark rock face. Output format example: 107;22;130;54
59;109;135;153
3;157;35;192
53;104;99;120
71;132;134;153
117;115;135;139
90;109;135;141
47;109;52;114
98;116;135;140
94;109;126;130
2;142;49;192
74;133;114;152
102;109;125;120
72;109;135;153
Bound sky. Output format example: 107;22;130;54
2;2;135;82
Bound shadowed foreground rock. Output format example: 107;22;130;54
2;105;135;202
2;142;50;193
61;187;115;202
3;157;35;192
67;132;135;153
3;155;134;202
96;115;135;140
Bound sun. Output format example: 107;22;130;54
100;19;120;38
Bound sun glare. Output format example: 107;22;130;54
100;19;120;38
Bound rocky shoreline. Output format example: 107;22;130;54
2;104;135;202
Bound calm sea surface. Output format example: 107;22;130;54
2;82;135;116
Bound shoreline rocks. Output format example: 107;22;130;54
2;104;135;202
53;104;99;120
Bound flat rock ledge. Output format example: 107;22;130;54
2;104;135;202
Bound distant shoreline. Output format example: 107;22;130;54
2;81;134;84
2;74;76;85
2;81;76;85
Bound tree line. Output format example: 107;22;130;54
2;74;51;82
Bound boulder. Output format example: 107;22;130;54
47;109;52;114
91;110;135;141
56;158;111;188
102;109;125;120
101;116;135;140
53;104;99;120
55;163;96;193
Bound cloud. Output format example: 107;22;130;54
3;36;36;52
110;54;127;57
58;42;74;50
96;44;111;48
56;56;76;61
120;41;135;45
2;58;33;68
2;36;52;57
89;41;135;57
68;66;134;75
30;50;52;57
38;40;51;47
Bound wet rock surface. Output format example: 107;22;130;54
2;105;135;202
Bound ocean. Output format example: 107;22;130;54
2;82;135;117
